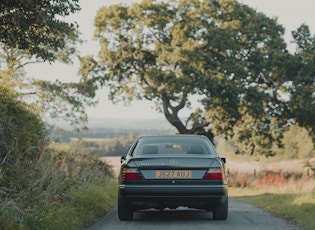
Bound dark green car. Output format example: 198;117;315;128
118;135;228;220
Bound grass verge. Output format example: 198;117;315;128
0;143;119;230
230;188;315;230
0;180;118;230
69;180;118;228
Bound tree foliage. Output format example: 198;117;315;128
274;124;314;159
81;0;229;134
0;0;98;130
80;1;284;133
0;0;80;61
289;25;315;140
80;0;315;156
204;22;315;156
195;0;290;156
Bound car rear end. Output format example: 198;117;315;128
118;135;228;220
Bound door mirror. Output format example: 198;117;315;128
120;156;126;163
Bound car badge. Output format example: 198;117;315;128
169;159;177;165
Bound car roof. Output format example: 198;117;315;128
136;135;212;144
137;134;208;139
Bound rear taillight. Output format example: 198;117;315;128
121;168;143;180
203;168;224;180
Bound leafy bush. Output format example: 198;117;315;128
0;87;47;189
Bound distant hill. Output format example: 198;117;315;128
87;117;174;131
51;117;174;131
50;117;176;142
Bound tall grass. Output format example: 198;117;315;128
0;142;117;230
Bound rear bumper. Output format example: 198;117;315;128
119;184;228;205
120;184;227;195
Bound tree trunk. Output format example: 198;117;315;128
160;92;209;134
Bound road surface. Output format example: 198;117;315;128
87;198;303;230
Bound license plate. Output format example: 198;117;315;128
156;170;192;179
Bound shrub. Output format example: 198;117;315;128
255;170;287;188
0;86;47;189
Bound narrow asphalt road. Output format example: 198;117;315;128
87;198;303;230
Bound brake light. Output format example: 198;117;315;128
121;168;143;180
203;168;224;180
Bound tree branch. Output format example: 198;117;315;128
16;61;45;70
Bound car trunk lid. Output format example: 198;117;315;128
128;157;219;180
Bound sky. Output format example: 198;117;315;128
25;0;315;121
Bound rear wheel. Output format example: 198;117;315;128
118;194;133;221
213;198;228;220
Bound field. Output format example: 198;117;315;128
101;156;122;176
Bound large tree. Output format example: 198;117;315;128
0;0;97;130
80;0;288;137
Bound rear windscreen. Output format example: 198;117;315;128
132;136;217;156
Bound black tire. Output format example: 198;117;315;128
118;194;133;221
213;198;228;220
